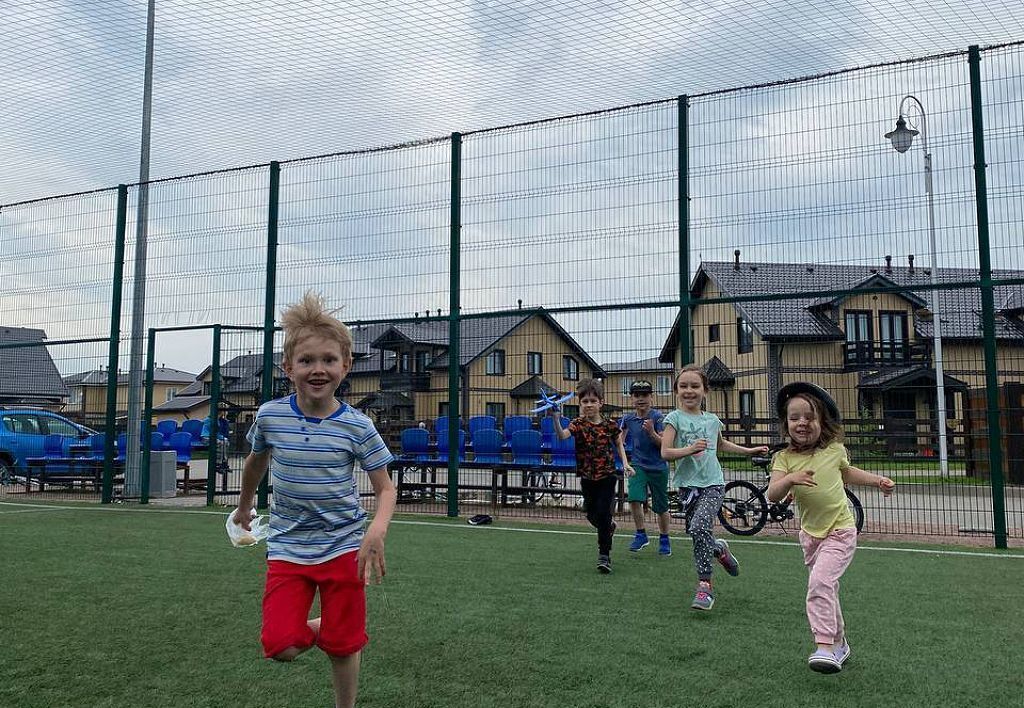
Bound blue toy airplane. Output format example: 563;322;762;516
529;388;574;414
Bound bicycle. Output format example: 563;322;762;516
717;443;865;536
522;467;567;504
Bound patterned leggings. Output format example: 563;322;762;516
680;485;725;581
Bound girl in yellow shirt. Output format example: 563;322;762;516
767;382;894;674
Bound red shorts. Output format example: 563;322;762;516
261;551;367;658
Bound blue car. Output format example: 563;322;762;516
0;408;97;484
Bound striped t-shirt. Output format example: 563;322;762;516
247;395;394;565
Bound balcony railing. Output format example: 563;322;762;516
380;371;432;391
843;341;930;369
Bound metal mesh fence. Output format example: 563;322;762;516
2;45;1022;545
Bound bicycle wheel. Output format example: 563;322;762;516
546;470;567;501
718;480;768;536
845;488;865;533
522;471;543;504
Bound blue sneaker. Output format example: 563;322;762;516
658;534;672;556
629;531;649;552
714;539;740;576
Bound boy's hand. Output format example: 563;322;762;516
232;504;253;531
787;470;816;487
878;476;895;496
623;463;635;478
358;529;386;585
641;419;655;435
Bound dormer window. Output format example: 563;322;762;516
485;349;505;376
844;310;873;364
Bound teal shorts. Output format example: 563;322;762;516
627;466;670;514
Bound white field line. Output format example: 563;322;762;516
1;500;1022;560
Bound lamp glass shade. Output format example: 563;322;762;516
885;116;918;153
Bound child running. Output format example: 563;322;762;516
552;378;634;574
619;379;672;556
661;364;767;610
768;381;894;674
232;291;396;708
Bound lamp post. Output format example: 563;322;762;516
885;95;948;476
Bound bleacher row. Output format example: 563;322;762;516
397;415;577;468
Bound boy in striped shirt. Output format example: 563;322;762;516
233;291;396;708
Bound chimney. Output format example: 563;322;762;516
908;254;915;275
518;299;523;310
733;249;741;271
884;255;892;274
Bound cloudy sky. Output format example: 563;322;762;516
2;1;1023;375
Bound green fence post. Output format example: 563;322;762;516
102;184;128;504
140;328;156;504
258;161;280;510
678;95;692;366
968;45;1007;549
208;325;222;505
447;132;462;518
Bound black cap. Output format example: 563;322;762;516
630;380;654;395
776;382;841;422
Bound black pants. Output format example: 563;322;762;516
581;475;617;555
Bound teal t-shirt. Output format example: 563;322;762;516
664;409;724;488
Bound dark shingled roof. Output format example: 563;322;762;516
662;260;1024;361
0;327;68;403
509;375;562;399
152;395;209;412
64;367;196;386
858;366;969;391
703;356;735;385
601;356;673;374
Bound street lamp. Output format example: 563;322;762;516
885;95;948;476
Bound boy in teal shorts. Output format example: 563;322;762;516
619;380;672;556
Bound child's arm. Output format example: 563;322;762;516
842;465;895;496
718;434;769;457
358;467;397;585
766;465;815;502
660;422;706;461
233;450;270;529
551;409;571;440
615;431;634;477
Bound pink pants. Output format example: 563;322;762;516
799;527;857;645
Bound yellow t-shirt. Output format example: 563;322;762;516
773;442;856;538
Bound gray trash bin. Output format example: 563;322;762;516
149;450;177;498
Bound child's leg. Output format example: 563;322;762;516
800;528;858;648
627;468;649;531
589;476;617;555
329;652;361;708
647;470;671;535
687;486;724;581
262;560;319;660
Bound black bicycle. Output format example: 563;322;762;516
717;443;865;536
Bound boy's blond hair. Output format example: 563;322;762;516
280;291;353;364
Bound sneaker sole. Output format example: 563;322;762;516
836;646;851;666
629;541;650;553
691;601;714;611
715;541;740;577
597;565;612;574
659;550;672;557
808;657;842;674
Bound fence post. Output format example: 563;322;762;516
102;184;128;504
140;328;156;503
968;45;1007;549
258;161;281;510
678;95;692;366
447;132;462;518
208;325;222;505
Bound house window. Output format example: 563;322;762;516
415;351;429;372
485;349;505;376
656;375;671;395
527;352;543;376
621;378;634;396
879;311;908;362
844;310;874;364
485;402;506;421
739;390;756;430
69;387;83;406
400;352;411;372
438;402;450;417
709;324;720;343
737;318;754;354
562;356;579;381
165;387;178;402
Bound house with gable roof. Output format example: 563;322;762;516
660;255;1024;453
0;326;68;408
